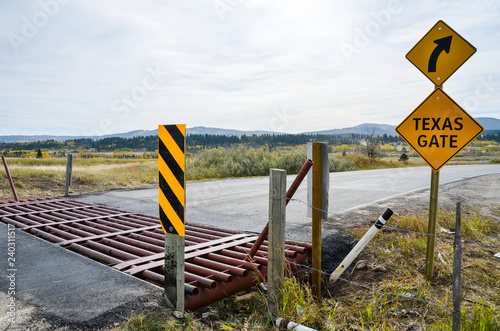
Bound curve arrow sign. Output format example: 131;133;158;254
428;35;452;72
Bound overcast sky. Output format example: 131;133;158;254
1;0;499;136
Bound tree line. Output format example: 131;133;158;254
1;132;497;154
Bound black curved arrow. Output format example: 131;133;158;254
428;35;452;72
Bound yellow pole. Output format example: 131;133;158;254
425;169;439;281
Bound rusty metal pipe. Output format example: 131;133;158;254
31;225;80;241
185;263;233;283
221;249;268;266
115;235;163;253
129;233;164;247
69;243;122;265
185;272;217;289
139;269;164;286
185;283;199;296
85;240;139;260
0;217;28;228
244;242;300;257
99;238;152;257
27;228;66;243
2;156;19;202
248;158;313;259
206;253;261;271
190;257;248;277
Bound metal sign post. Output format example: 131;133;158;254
397;21;482;282
159;124;186;311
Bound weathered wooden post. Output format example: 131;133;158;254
452;202;462;331
65;153;73;196
267;168;286;316
311;142;326;298
159;124;186;312
425;169;439;281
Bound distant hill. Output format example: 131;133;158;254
1;117;498;143
478;117;500;133
303;123;397;136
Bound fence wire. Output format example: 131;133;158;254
286;197;500;249
265;196;500;328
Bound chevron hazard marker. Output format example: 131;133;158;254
158;124;186;236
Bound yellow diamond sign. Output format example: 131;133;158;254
396;88;484;171
406;20;476;86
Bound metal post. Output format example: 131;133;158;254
452;202;462;331
165;235;185;311
425;169;439;281
2;156;19;202
267;168;287;316
158;124;186;312
65;154;73;196
311;142;322;298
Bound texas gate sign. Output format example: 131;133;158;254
397;20;484;171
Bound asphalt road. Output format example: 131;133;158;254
71;164;500;240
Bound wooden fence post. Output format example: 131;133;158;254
267;168;286;316
65;154;73;196
425;169;440;281
312;142;323;298
452;202;462;331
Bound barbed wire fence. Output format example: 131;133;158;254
268;196;499;329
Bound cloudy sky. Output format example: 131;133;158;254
1;0;499;136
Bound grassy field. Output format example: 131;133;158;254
0;147;430;201
1;145;494;201
0;158;158;200
117;207;500;330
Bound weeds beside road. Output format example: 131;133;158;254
118;206;499;330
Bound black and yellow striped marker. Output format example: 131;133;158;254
158;124;185;236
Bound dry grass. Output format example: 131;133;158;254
0;158;157;200
117;206;499;331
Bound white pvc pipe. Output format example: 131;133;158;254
329;208;393;283
275;318;317;331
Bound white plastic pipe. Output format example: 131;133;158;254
329;208;393;283
275;318;317;331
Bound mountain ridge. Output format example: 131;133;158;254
1;117;498;143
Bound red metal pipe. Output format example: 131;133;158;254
185;263;233;283
99;238;152;257
1;156;19;202
0;216;28;228
129;233;164;247
185;283;199;296
184;270;260;311
115;235;163;253
28;228;66;243
30;225;80;242
69;243;122;265
85;240;139;260
190;257;248;277
206;253;261;271
185;272;217;289
221;249;268;266
247;158;313;259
